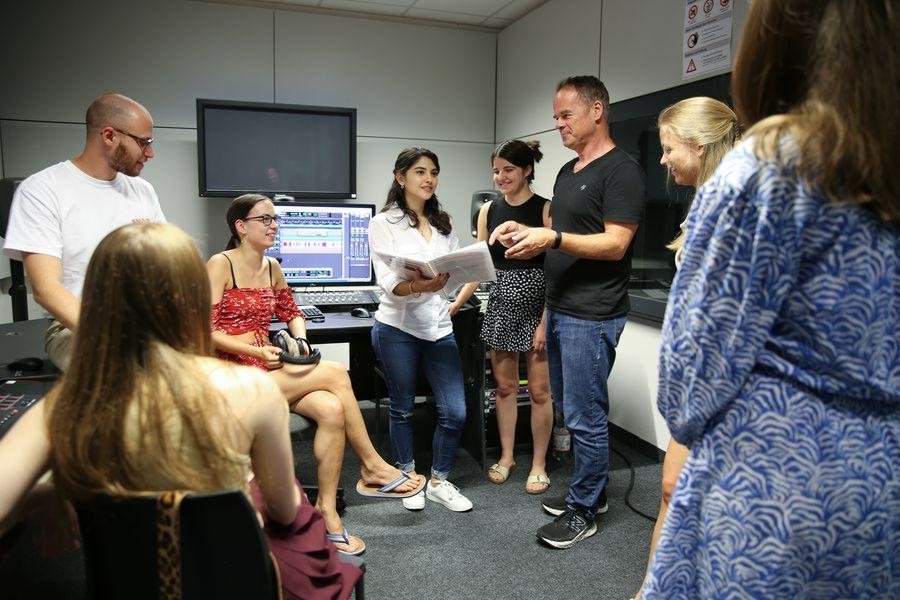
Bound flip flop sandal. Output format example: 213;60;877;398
487;461;516;484
355;472;426;498
325;528;366;556
525;473;551;494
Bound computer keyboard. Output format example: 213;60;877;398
298;305;325;322
293;289;380;309
0;391;40;437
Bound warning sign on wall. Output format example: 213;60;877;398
682;0;733;80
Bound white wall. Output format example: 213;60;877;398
600;0;750;103
0;0;495;322
496;0;602;142
495;0;750;450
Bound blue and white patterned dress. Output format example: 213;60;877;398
642;141;900;598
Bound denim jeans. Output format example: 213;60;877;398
371;321;467;480
546;309;627;518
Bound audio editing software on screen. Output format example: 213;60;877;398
267;204;373;286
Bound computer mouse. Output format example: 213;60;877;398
6;356;45;371
350;307;372;319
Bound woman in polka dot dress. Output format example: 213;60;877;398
453;140;552;494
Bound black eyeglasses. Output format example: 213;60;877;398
242;214;280;227
112;128;154;152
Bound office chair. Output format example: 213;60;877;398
0;178;28;321
75;490;366;600
75;490;280;600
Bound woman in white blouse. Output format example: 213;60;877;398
368;147;473;513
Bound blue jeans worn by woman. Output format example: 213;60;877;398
546;309;627;518
371;321;467;480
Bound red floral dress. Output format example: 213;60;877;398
210;255;303;370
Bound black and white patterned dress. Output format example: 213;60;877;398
480;194;549;352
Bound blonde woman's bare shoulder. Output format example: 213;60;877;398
200;358;285;413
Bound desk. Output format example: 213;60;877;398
0;314;488;469
0;318;60;381
270;312;382;402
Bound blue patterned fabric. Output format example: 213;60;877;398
643;141;900;599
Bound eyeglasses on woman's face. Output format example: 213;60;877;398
242;214;280;227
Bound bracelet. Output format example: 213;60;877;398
407;280;421;298
552;230;562;249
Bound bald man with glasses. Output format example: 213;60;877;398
3;92;166;370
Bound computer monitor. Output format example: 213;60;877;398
265;202;375;288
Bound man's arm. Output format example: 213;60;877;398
500;222;638;261
22;253;80;330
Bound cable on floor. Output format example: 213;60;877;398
610;445;657;523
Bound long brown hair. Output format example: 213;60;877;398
381;147;452;235
732;0;899;222
46;223;246;499
659;97;741;252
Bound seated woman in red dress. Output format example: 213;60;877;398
207;194;425;556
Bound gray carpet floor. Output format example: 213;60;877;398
294;407;664;600
0;407;663;600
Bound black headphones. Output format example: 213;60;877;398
271;330;322;366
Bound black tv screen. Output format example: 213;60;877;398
608;73;732;322
197;99;356;199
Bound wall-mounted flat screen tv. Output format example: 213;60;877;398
197;99;356;199
609;73;732;322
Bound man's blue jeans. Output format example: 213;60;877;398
371;321;467;480
546;309;627;518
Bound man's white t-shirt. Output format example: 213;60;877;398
2;160;166;299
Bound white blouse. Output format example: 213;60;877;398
369;207;459;341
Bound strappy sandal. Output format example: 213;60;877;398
525;473;551;494
487;461;516;484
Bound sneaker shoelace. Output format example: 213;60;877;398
558;507;588;532
436;481;459;499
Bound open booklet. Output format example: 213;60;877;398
373;241;497;298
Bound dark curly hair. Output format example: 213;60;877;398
381;147;452;236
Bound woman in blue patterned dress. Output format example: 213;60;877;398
635;97;740;600
642;1;899;597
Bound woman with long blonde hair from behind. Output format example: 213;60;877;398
0;223;360;599
634;96;739;600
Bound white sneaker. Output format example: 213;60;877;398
425;480;473;512
402;489;425;511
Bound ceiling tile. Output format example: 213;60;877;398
321;0;408;15
493;0;546;20
410;0;509;17
271;0;323;6
330;0;414;6
404;7;489;24
200;0;549;27
481;17;512;29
